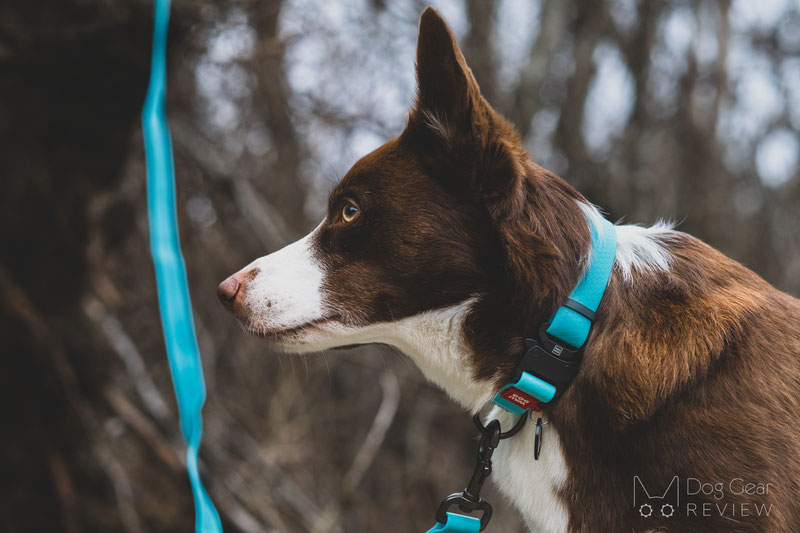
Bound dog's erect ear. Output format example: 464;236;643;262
405;7;526;215
412;7;481;143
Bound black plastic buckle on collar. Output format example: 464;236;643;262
512;323;585;399
434;415;527;531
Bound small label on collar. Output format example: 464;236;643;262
500;387;542;412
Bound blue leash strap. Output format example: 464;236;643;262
427;512;482;533
142;1;222;531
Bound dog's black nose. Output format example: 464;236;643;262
216;275;241;311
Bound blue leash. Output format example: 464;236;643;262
427;512;481;533
142;0;222;531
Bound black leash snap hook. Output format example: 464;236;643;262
435;493;492;532
434;415;527;531
463;419;500;502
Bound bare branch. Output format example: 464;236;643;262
311;370;401;533
84;296;172;423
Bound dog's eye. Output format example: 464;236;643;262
342;202;359;223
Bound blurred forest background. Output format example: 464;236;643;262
1;0;798;531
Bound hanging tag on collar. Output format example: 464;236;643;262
534;417;543;460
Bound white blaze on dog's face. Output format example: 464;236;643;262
229;226;328;342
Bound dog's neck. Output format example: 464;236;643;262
381;201;597;413
381;298;493;412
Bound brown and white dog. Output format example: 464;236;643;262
217;8;800;532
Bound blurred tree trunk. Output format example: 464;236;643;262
554;0;606;191
463;0;497;106
249;0;310;232
508;0;570;140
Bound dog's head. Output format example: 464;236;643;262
218;8;588;404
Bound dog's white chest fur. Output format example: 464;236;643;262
489;408;570;533
388;304;571;532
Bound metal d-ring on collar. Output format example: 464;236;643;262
472;412;527;438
